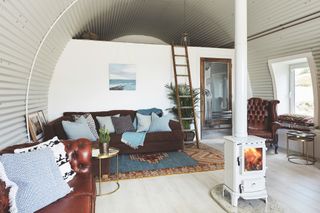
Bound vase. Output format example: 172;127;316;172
99;142;109;155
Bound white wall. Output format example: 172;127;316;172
49;40;248;133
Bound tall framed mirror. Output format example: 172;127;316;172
200;58;232;139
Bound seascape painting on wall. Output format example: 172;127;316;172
109;64;136;90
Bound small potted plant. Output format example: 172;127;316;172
99;127;110;155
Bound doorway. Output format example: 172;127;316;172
200;58;232;139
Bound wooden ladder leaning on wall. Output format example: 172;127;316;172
171;40;200;149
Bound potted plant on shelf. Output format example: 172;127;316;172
99;127;110;155
165;83;205;141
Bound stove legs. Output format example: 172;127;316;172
274;143;278;154
231;195;239;207
222;185;239;207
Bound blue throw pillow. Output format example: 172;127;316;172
0;148;71;212
137;108;163;117
136;113;152;132
148;113;172;132
62;120;96;141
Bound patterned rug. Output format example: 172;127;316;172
102;143;224;181
130;152;169;164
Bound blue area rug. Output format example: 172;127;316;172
110;152;197;174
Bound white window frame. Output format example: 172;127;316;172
289;62;310;114
268;52;318;125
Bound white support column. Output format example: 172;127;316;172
233;0;248;138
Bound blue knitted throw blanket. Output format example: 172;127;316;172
121;132;147;149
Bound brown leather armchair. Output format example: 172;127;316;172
0;138;96;213
248;97;280;153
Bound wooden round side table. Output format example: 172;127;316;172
92;147;120;196
286;130;316;165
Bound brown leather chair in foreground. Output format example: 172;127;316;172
248;97;280;153
0;138;96;213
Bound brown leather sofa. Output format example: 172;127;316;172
44;110;184;154
0;138;96;213
248;97;280;153
44;110;184;176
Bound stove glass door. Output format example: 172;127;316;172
244;147;263;172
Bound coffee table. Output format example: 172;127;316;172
286;130;316;165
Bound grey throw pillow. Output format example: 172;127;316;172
73;114;99;139
62;120;96;141
111;115;135;134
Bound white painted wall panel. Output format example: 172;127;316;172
248;17;320;100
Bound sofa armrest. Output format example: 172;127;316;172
169;120;182;131
0;180;9;213
44;116;72;140
63;139;92;174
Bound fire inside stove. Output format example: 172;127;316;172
244;148;263;171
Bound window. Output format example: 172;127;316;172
289;63;314;116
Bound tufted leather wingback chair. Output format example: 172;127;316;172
248;97;280;153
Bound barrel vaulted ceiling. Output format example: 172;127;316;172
0;0;320;146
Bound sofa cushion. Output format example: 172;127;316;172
248;129;272;139
67;173;95;197
73;114;99;139
96;114;120;133
136;113;151;132
148;113;172;132
0;149;71;213
14;136;76;182
112;115;135;134
62;121;96;141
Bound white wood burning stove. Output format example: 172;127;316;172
223;135;268;206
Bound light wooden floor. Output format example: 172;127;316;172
96;140;320;213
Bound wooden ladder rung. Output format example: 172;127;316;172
176;74;189;77
182;129;195;132
175;54;186;57
181;117;194;120
179;95;192;98
176;64;187;67
180;106;193;109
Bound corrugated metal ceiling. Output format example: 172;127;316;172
0;0;320;146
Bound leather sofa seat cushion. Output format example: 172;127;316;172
248;129;272;139
109;132;179;143
36;195;92;213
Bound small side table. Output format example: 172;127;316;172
92;147;120;196
286;130;316;165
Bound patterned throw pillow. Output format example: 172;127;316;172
14;136;76;182
73;114;99;139
0;149;71;213
111;115;135;134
